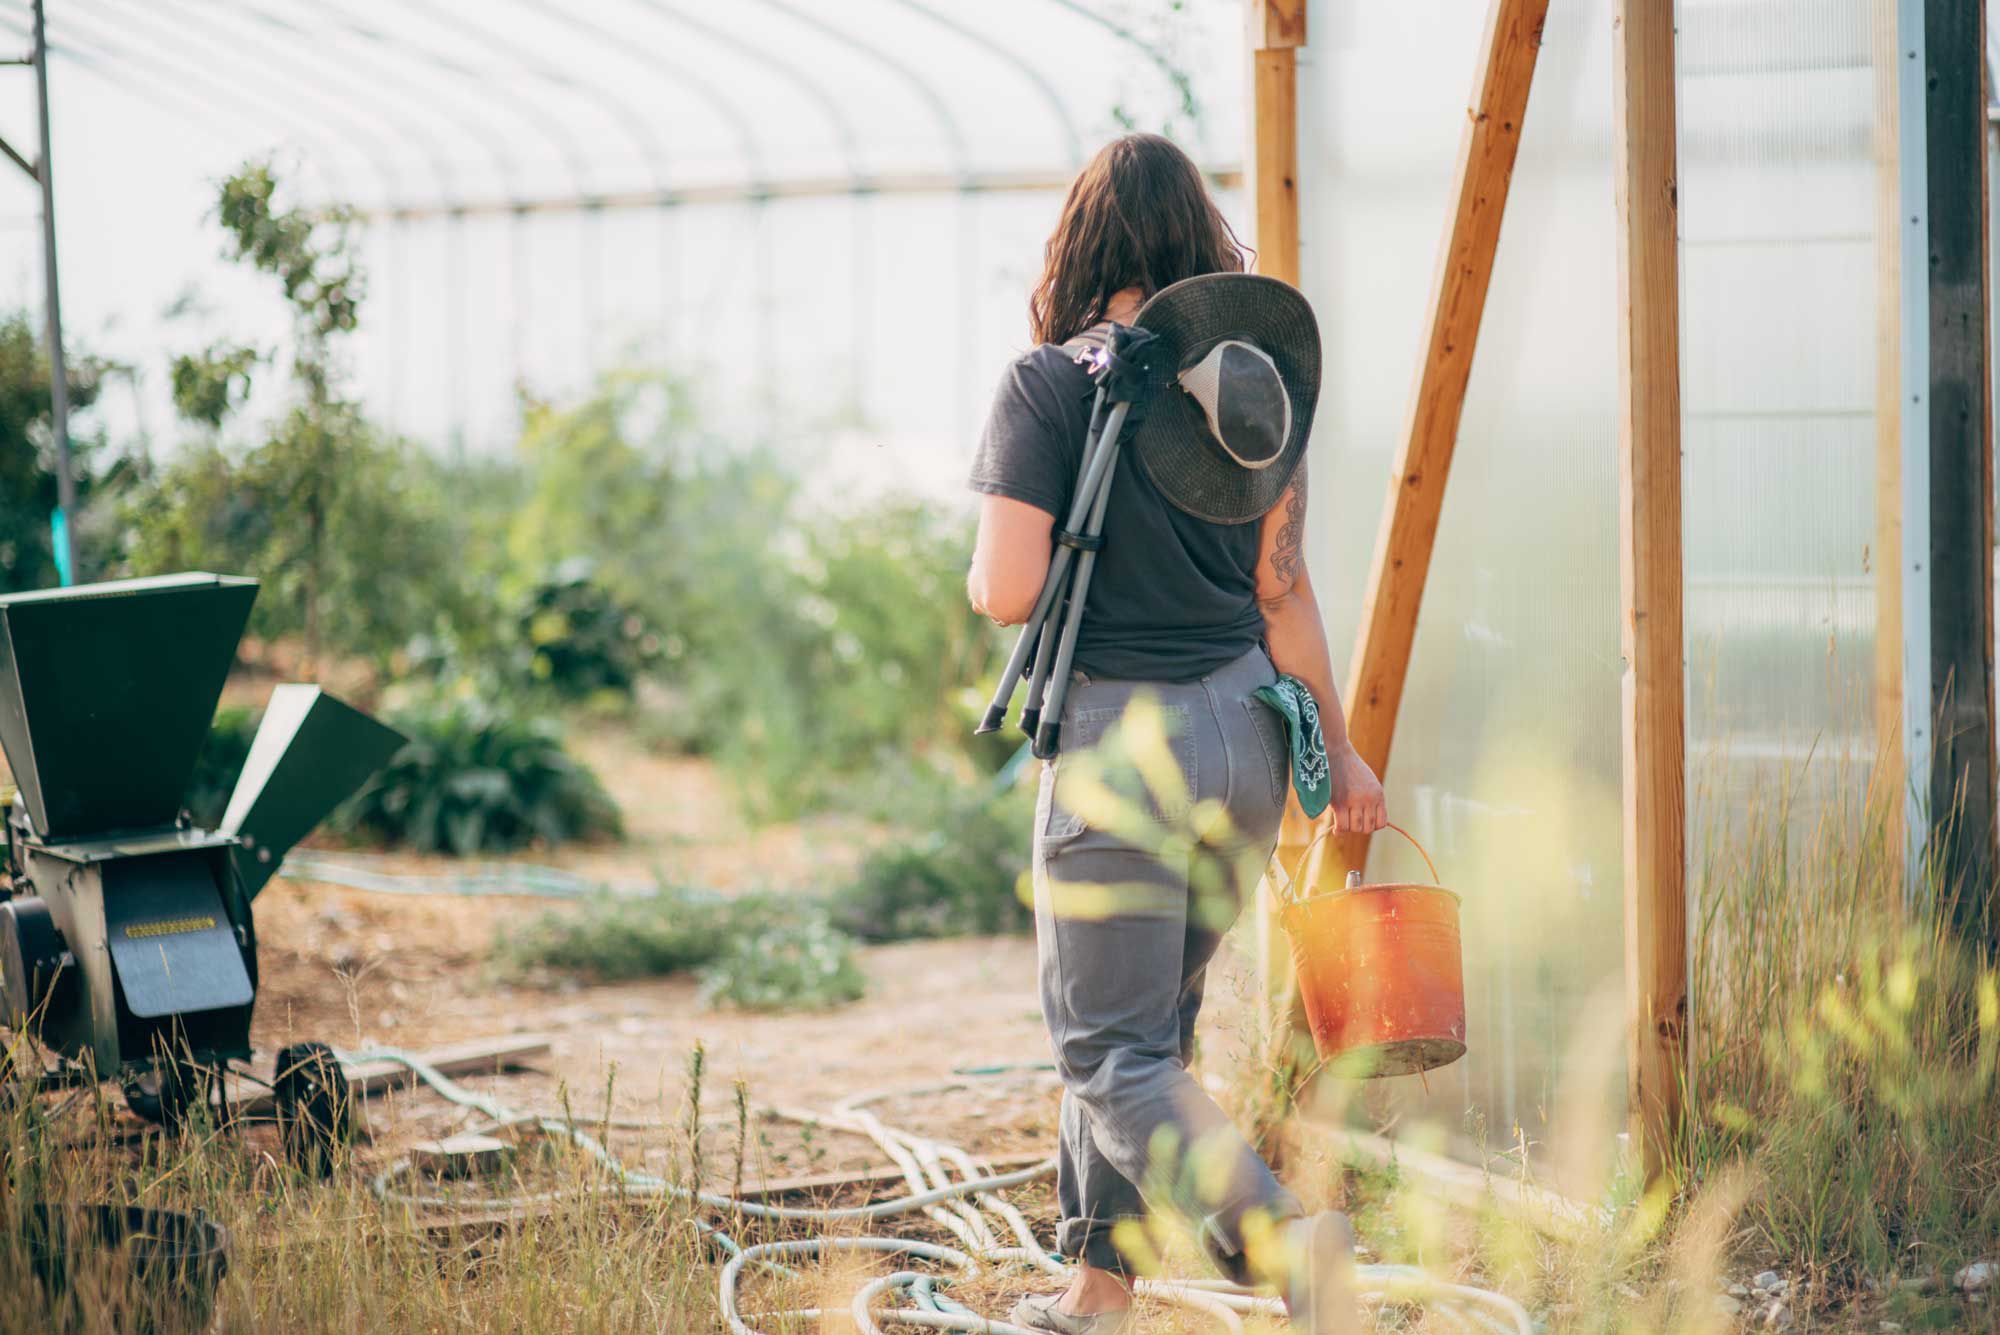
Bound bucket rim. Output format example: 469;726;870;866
1285;880;1462;909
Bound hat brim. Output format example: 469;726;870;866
1131;273;1321;525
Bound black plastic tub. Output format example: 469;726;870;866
25;1203;229;1326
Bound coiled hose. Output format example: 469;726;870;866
350;1048;1532;1335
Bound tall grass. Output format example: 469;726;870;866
1682;754;2000;1285
0;1063;721;1332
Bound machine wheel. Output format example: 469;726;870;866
121;1057;211;1129
273;1042;351;1177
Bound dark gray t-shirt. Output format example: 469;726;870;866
969;342;1265;682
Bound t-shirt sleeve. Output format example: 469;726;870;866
967;355;1076;520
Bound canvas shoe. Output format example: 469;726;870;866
1008;1291;1135;1334
1284;1210;1359;1335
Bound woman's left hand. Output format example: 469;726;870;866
1326;742;1387;835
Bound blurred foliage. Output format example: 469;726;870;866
0;311;121;592
168;341;259;430
497;885;735;982
500;372;1005;818
184;705;261;829
515;559;661;699
123;159;406;666
831;782;1033;941
499;885;866;1012
122;425;469;665
335;696;621;855
697;910;866;1012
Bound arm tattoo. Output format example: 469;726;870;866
1272;462;1307;584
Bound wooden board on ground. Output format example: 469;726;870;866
223;1033;554;1121
1299;1122;1597;1243
408;1133;517;1180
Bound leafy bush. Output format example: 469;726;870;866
697;911;867;1012
498;887;867;1012
515;559;660;699
336;698;622;855
831;782;1034;942
184;705;260;829
497;375;1007;817
496;884;733;981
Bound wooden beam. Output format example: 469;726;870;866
1612;0;1687;1186
1246;0;1302;287
1923;0;1998;944
1246;0;1309;1021
1327;0;1548;879
1252;0;1307;50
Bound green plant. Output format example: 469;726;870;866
1679;767;2000;1279
697;910;867;1012
516;558;660;699
183;705;260;829
830;780;1034;942
336;698;621;855
494;372;1008;817
499;885;867;1012
122;161;478;670
496;885;734;981
0;310;115;592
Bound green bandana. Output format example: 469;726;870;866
1253;674;1331;818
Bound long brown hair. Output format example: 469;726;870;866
1028;134;1247;346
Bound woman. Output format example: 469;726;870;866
966;134;1386;1335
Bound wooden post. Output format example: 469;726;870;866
1923;0;1998;945
1247;0;1305;873
1327;0;1548;880
1246;0;1309;1031
1612;0;1687;1185
1247;0;1303;286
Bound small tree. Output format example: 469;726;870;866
0;311;106;592
132;160;451;669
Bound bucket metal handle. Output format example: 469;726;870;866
1271;819;1441;907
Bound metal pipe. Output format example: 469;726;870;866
32;0;72;584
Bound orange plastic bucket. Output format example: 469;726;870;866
1277;824;1466;1078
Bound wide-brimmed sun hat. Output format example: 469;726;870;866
1130;272;1321;524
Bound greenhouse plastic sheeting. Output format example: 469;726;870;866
1292;0;1889;1168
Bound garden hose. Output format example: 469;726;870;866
277;851;660;901
349;1049;1534;1335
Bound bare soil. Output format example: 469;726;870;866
245;725;1068;1179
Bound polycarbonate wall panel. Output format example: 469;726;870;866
1294;0;1888;1165
1295;1;1625;1160
1677;0;1882;804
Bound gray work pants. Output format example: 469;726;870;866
1031;644;1303;1281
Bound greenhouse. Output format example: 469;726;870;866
0;1;1996;1332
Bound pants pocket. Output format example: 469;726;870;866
1243;698;1289;808
1044;702;1197;840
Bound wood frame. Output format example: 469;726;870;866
1871;0;1906;856
1246;3;1303;283
1322;0;1548;884
1612;0;1687;1184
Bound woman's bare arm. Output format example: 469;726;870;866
968;494;1055;625
1254;464;1388;834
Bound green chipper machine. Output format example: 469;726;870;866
0;573;403;1165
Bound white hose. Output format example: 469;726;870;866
351;1048;1534;1335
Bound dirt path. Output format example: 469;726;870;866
244;727;1087;1173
